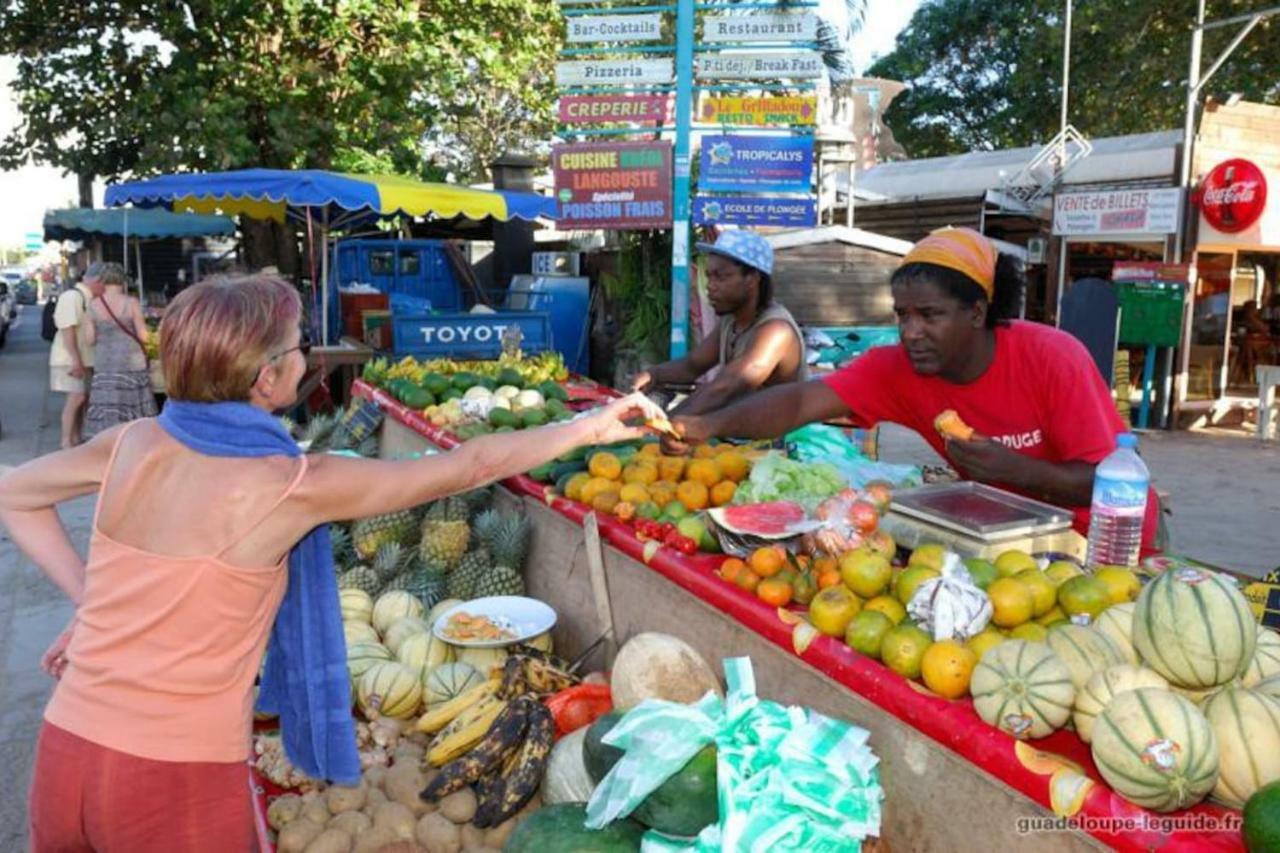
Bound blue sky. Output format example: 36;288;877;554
0;0;923;246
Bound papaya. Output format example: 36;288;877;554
528;461;556;482
450;371;480;391
422;372;450;397
504;803;645;853
538;379;569;402
551;459;589;483
400;386;435;409
497;367;525;388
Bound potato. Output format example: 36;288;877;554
351;826;397;853
304;828;353;853
277;817;325;853
268;794;305;831
414;813;461;853
458;822;485;849
392;741;425;765
384;765;430;817
365;788;389;810
327;782;368;814
373;802;417;840
364;766;389;790
439;789;477;825
375;843;428;853
303;796;333;826
329;811;373;837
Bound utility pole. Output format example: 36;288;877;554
1061;0;1073;137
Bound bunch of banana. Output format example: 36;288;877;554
472;701;554;828
414;677;501;735
426;691;508;765
419;695;537;801
497;650;578;699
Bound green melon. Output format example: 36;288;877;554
1072;663;1170;744
504;803;645;853
1090;688;1219;813
1243;626;1280;688
584;710;627;784
1046;623;1128;690
424;661;485;705
357;660;423;719
970;640;1075;740
346;640;395;688
1201;686;1280;808
1132;567;1256;689
1244;780;1280;853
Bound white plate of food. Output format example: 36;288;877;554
432;596;557;648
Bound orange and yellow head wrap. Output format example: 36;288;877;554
898;227;997;300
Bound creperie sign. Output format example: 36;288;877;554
1199;158;1268;233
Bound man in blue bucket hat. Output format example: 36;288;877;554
631;230;806;438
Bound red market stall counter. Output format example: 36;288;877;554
356;380;1246;853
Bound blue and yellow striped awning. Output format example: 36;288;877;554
104;168;554;224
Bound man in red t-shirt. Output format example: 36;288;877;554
673;227;1157;549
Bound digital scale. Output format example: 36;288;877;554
881;482;1086;561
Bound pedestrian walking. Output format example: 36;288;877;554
83;268;156;438
48;264;109;449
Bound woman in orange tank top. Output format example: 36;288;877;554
0;273;664;852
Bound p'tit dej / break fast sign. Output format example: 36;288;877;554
553;142;674;230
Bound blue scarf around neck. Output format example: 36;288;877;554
158;400;360;785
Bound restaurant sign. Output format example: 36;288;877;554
701;13;818;42
1052;188;1183;236
699;135;813;193
699;94;817;126
559;94;672;125
693;195;816;227
555;58;674;86
695;51;823;80
553;141;673;230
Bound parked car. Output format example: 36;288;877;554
14;279;37;305
0;281;14;348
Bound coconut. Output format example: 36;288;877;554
610;633;722;710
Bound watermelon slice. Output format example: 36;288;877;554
707;501;814;538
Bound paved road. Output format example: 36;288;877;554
0;306;82;850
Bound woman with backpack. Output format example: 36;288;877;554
82;266;157;437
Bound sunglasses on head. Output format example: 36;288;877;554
268;330;313;363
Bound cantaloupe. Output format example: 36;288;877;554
1093;602;1138;664
1201;686;1280;808
454;645;509;678
1132;567;1256;689
1172;684;1225;707
425;662;485;705
970;640;1076;740
372;590;426;637
395;630;454;681
1257;674;1280;703
1091;688;1218;813
343;620;380;646
1243;627;1280;687
1073;664;1170;743
382;616;430;655
610;633;722;711
1046;624;1128;689
339;589;374;625
357;661;424;719
346;640;395;688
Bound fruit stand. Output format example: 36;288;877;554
349;376;1261;853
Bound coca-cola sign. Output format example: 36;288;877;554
1199;158;1267;233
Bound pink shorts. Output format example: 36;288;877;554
29;722;256;852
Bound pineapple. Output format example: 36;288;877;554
329;525;355;568
339;565;380;594
371;542;410;584
300;411;340;451
418;519;470;570
352;509;418;560
473;564;525;598
448;549;491;601
474;510;531;571
400;564;447;608
461;487;494;515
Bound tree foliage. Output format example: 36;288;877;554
868;0;1280;158
0;0;561;191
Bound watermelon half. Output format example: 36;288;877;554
707;502;819;557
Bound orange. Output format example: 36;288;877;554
839;548;893;599
817;568;843;589
1009;622;1048;642
1045;560;1084;586
908;543;947;572
845;610;895;659
809;586;862;637
716;452;750;483
564;472;591;502
591;491;621;514
1056;575;1111;620
880;623;932;679
734;568;761;594
1035;605;1068;627
749;546;786;578
613;501;636;522
864;595;907;625
685;458;722;488
988;577;1035;628
894;566;940;606
921;640;978;699
756;578;794;607
994;549;1038;578
619;483;651;505
693;443;718;459
1092;566;1141;604
675;480;709;511
580;476;621;505
791;572;818;606
718;557;748;584
648;480;677;508
966;628;1005;660
812;555;838;576
639;442;662;458
588;452;622;481
657;455;686;483
622;462;659;486
710;480;737;506
1015;569;1058;617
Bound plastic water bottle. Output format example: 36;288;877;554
1086;433;1149;569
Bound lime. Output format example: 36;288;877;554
845;610;895;659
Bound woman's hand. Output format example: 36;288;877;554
41;617;76;680
580;393;669;446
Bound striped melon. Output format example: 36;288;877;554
1094;602;1139;664
382;616;430;655
455;645;510;677
396;630;454;681
357;660;424;719
343;620;380;646
1046;624;1128;689
1243;627;1280;687
347;640;395;688
971;640;1076;740
339;588;375;624
1171;684;1225;707
1201;686;1280;808
425;662;486;705
1132;567;1256;689
1073;664;1170;744
1256;674;1280;703
1091;688;1218;813
372;590;426;636
426;598;464;630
